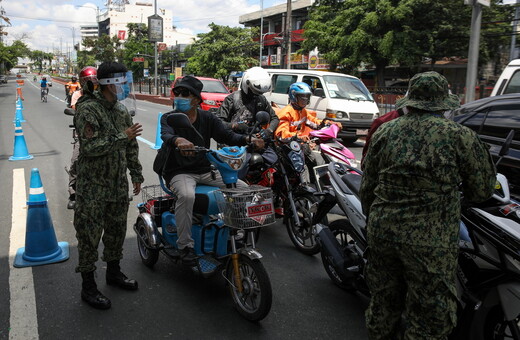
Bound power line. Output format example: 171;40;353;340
8;14;95;24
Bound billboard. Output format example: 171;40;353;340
148;14;163;42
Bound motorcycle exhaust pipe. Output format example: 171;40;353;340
316;224;356;279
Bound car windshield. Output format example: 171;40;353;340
200;79;229;94
323;75;373;101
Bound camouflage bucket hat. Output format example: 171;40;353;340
395;71;460;111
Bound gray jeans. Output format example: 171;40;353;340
169;172;247;250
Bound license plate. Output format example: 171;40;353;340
246;199;274;217
356;129;368;136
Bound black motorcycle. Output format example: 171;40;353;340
313;131;520;340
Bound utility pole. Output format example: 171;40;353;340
285;0;292;69
464;0;488;104
154;0;158;95
510;0;520;61
259;0;264;67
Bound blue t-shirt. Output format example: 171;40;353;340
40;80;47;88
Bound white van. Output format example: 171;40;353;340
491;59;520;96
263;69;379;143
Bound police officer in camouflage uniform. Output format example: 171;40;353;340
360;71;496;339
74;61;144;310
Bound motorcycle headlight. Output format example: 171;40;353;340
216;152;246;170
289;150;305;173
203;99;216;106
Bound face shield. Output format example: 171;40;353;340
98;71;137;116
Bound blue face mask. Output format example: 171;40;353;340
174;98;193;113
116;83;130;101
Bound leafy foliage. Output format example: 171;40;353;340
303;0;514;85
185;23;257;81
0;40;30;71
29;50;54;72
81;34;123;64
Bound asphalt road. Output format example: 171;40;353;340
0;75;369;340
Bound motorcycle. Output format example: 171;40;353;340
245;126;325;255
309;123;358;167
134;112;275;321
312;131;520;339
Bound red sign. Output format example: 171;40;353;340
158;43;167;52
133;57;145;62
117;30;126;40
247;202;274;217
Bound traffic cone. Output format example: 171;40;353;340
9;119;33;161
13;104;26;123
18;97;24;109
151;112;163;149
13;168;69;268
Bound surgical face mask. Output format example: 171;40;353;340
174;98;193;113
116;83;130;101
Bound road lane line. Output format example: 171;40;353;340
9;169;39;340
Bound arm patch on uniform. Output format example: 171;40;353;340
84;122;94;139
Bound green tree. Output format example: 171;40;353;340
29;50;53;73
185;23;257;81
81;34;123;63
303;0;513;86
0;39;30;72
122;23;154;79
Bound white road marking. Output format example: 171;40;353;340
9;168;39;340
137;108;147;111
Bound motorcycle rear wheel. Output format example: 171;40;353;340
321;219;358;291
226;255;272;322
136;218;160;268
285;193;324;255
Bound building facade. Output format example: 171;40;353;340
96;2;195;47
239;0;319;69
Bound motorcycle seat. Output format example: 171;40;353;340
341;173;362;197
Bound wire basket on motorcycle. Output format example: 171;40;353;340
216;185;275;229
141;184;176;217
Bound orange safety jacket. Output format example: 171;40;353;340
274;104;322;139
66;81;80;94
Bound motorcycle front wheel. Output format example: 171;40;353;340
136;218;160;268
285;193;324;255
321;219;358;291
226;255;272;322
470;305;520;340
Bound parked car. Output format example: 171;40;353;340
450;93;520;195
0;75;7;84
170;76;230;113
263;69;380;143
490;59;520;96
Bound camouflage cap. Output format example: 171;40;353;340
395;71;460;111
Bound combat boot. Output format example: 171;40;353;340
81;271;111;310
106;260;138;290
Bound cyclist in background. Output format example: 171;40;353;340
65;76;81;107
40;76;49;101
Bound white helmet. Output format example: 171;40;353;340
241;67;271;95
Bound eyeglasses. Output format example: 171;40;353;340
173;88;192;97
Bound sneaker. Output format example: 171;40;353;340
180;247;198;265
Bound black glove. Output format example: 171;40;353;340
232;122;249;133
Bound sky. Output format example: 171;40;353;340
1;0;285;53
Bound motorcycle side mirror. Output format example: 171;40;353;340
166;112;204;142
499;129;515;157
167;113;192;129
256;111;270;125
64;108;75;116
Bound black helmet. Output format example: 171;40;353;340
72;76;78;82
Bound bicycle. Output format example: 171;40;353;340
41;87;48;102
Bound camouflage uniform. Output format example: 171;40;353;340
73;91;143;273
359;72;496;340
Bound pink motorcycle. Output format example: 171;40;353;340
309;124;359;192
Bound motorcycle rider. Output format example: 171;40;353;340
40;76;49;100
359;71;496;340
67;66;99;210
65;76;81;108
275;82;341;179
160;76;265;265
217;67;279;179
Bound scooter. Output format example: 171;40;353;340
312;131;520;339
134;113;275;321
308;123;358;168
